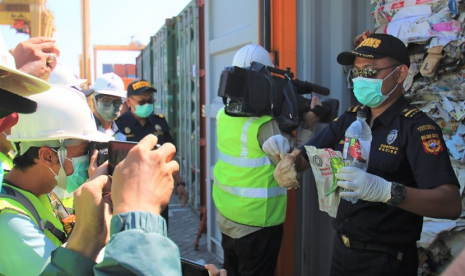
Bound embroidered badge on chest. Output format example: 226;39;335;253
155;124;162;132
124;127;131;134
387;129;398;145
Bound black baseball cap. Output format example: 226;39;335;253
127;78;157;97
337;34;410;68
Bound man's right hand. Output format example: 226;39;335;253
262;134;290;160
11;37;60;81
111;134;180;215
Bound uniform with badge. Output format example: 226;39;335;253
116;79;177;226
279;34;462;275
300;97;459;274
116;112;173;144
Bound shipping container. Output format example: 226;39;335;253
152;18;177;129
175;0;202;213
137;1;205;218
136;53;142;78
102;64;113;74
141;39;153;84
113;64;125;78
125;64;136;78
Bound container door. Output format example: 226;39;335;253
294;1;372;275
204;0;260;262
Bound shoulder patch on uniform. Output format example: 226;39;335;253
400;107;422;118
114;117;119;121
157;114;164;118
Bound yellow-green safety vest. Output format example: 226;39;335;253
213;109;287;227
0;183;67;247
0;152;13;171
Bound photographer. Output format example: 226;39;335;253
212;44;321;276
41;135;226;276
0;86;111;276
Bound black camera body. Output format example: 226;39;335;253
217;62;334;133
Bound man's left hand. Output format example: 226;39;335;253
337;167;391;202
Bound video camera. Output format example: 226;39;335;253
217;62;337;132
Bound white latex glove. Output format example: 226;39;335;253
262;134;290;160
336;167;392;203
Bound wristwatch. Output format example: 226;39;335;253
386;182;406;207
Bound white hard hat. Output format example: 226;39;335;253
9;85;111;147
232;44;274;68
48;62;87;87
93;73;125;98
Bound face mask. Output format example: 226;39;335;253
65;154;90;193
96;102;118;121
131;99;154;118
50;151;89;194
352;66;399;108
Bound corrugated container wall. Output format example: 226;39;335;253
152;18;178;131
142;40;153;84
135;0;203;215
136;53;142;78
176;1;202;211
293;1;372;275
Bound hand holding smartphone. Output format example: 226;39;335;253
181;258;210;276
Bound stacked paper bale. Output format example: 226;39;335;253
354;0;465;274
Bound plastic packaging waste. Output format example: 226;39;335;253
341;110;372;203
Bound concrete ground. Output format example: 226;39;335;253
168;194;223;268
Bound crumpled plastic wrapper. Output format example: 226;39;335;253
274;149;301;189
304;146;342;218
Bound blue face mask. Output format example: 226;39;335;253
133;102;154;118
352;66;399;108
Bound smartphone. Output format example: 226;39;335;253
181;258;209;276
108;140;138;175
89;141;109;167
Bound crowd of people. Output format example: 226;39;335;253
0;31;464;276
0;36;223;276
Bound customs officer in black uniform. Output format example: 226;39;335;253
115;79;188;227
263;34;462;276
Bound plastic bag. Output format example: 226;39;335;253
304;145;342;218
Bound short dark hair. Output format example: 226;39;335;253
13;146;40;171
12;145;59;172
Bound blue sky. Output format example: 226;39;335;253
1;0;191;79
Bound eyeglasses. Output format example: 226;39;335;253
131;97;155;106
350;64;400;79
98;98;123;108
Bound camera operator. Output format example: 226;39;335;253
212;44;321;276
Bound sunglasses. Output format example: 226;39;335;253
98;98;123;108
350;64;400;79
131;97;155;106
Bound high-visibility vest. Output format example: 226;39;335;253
213;109;287;227
0;183;66;247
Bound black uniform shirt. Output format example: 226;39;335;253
300;96;459;246
115;110;174;144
